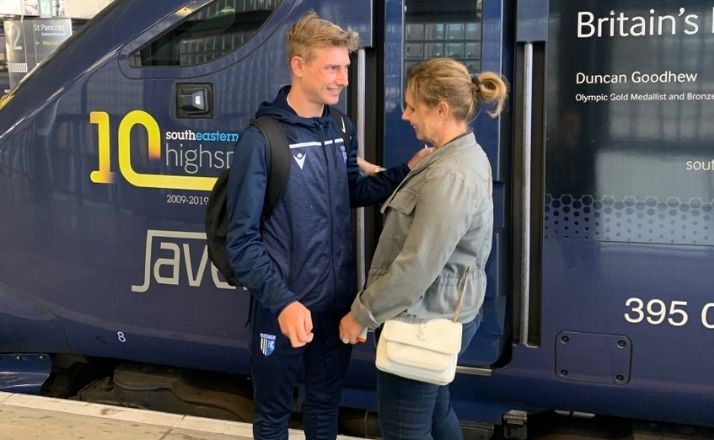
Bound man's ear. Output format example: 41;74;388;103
290;56;304;78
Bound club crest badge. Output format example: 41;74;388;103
260;333;276;356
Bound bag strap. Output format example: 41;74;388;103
251;115;291;220
452;266;472;322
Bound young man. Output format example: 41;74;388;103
226;11;429;440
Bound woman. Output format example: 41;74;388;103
339;58;507;439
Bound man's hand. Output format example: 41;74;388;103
357;157;385;176
278;301;314;348
407;146;434;170
339;312;366;344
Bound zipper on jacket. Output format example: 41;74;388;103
320;123;338;308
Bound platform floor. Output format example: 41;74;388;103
0;391;366;440
2;390;711;440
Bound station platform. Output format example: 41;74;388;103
0;391;367;440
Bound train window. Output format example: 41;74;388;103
131;0;281;67
404;0;482;75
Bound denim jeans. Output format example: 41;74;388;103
376;318;479;440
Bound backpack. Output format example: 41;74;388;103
205;116;290;286
205;110;351;286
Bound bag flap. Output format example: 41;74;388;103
376;335;458;385
385;342;453;371
382;319;462;354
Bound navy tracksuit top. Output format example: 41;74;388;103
226;86;409;315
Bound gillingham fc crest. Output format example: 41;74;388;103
260;333;276;356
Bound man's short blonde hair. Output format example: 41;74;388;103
287;11;359;62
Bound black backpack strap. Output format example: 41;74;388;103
330;107;351;150
203;116;290;290
251;115;291;219
204;167;235;286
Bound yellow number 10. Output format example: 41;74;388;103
89;110;216;191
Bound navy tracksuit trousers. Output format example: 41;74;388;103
250;300;352;440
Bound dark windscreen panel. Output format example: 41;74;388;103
133;0;281;67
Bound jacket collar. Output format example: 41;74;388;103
255;85;333;132
415;131;476;171
380;132;477;212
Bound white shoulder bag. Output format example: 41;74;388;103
375;268;470;385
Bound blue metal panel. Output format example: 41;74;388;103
516;0;548;43
320;0;372;47
555;331;631;385
459;241;714;427
0;282;69;353
382;0;409;168
0;354;52;394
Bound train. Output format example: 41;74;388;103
1;0;713;437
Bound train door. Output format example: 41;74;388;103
379;0;512;368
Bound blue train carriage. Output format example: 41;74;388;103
0;0;713;436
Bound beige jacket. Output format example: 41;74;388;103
351;132;493;328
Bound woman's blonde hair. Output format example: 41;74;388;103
287;11;359;62
407;58;508;120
